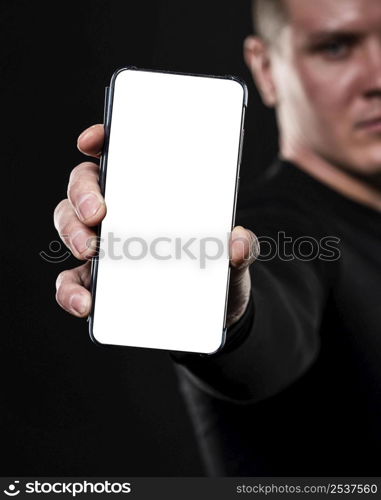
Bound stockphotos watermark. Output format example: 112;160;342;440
3;479;131;497
39;231;341;268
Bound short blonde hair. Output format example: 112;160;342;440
251;0;288;44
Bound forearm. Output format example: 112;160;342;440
169;263;325;404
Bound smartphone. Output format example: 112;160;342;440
87;66;247;355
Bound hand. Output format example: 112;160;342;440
54;124;259;327
54;124;106;317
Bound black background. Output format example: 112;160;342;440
0;1;278;475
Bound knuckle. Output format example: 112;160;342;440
68;164;82;185
53;199;69;231
67;168;101;205
68;163;89;189
67;179;84;200
53;198;67;218
55;281;66;307
59;219;78;242
69;161;99;183
55;270;70;291
55;287;69;311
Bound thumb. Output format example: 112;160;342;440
229;225;260;273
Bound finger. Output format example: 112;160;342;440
55;261;92;317
226;226;258;327
54;198;99;260
77;124;104;158
229;225;260;271
67;161;107;226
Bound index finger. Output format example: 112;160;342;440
77;124;105;158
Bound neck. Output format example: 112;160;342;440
280;143;381;213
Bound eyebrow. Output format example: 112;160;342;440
306;29;363;43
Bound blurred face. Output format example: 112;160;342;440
270;0;381;175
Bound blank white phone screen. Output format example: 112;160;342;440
91;68;245;354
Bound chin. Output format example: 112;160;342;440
344;146;381;176
354;157;381;175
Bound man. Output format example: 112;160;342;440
54;0;381;475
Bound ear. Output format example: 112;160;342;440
243;35;278;107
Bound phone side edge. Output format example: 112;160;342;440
199;86;248;357
87;83;114;346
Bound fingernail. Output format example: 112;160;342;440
70;294;89;315
77;192;101;220
71;230;90;254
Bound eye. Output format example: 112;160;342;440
317;38;355;59
322;41;348;56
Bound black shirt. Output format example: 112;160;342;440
169;158;381;476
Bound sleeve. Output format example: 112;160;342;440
168;200;336;404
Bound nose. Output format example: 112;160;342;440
362;38;381;98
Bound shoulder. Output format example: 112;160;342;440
236;159;341;286
236;159;334;239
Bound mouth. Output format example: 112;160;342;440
355;116;381;133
